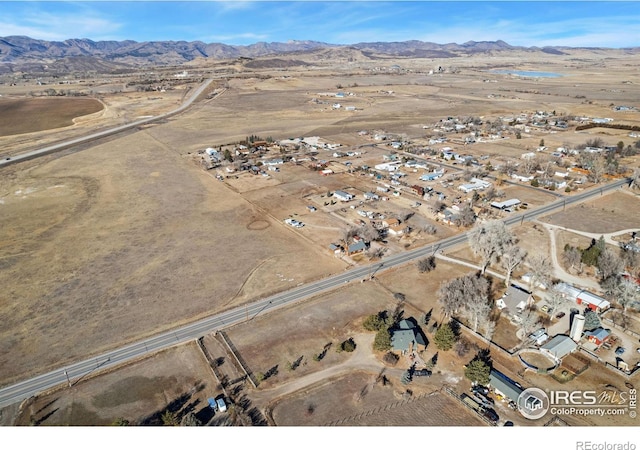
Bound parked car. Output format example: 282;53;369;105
482;408;499;423
504;421;514;426
474;391;494;407
541;305;549;313
615;347;626;356
414;369;432;377
472;385;490;396
555;311;566;319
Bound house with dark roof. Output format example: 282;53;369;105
391;318;427;354
347;240;366;255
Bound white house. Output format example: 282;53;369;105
334;190;354;202
375;162;401;172
459;178;491;193
263;158;284;166
511;173;535;183
491;199;521;210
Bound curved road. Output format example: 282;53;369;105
0;177;630;408
0;79;215;167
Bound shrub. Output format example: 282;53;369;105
341;338;356;352
382;351;399;366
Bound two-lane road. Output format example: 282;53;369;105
0;176;630;409
0;79;214;168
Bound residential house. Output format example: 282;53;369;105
347;240;366;255
390;318;427;354
491;199;521;210
496;284;534;322
328;243;343;256
411;185;426;196
375;162;401;172
459;178;491;193
382;218;400;228
363;192;380;201
334;190;354;202
511;173;535;183
420;170;445;181
262;158;284;166
388;224;409;236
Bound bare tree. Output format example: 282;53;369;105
468;220;514;274
631;167;640;190
455;204;476;227
464;297;492;333
519;310;541;342
423;224;437;235
483;186;498;202
521;155;537;175
417;256;437;273
578;151;606;183
545;285;570;317
437;272;490;324
597;248;624;282
526;253;552;291
562;245;582;273
480;317;496;341
620;242;640;273
502;244;527;287
614;277;639;313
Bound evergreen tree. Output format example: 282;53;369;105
434;323;456;351
465;358;491;385
373;328;392;351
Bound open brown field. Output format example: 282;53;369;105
0;128;345;385
542;190;640;233
12;342;220;426
0;97;104;136
270;372;485;426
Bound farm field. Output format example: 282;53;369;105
0;97;104;136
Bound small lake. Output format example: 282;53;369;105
489;70;564;78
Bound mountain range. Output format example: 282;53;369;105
0;35;636;74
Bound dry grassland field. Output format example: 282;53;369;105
2;49;640;427
542;190;640;233
12;343;220;426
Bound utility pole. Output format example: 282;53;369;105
64;370;71;388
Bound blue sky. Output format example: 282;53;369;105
1;1;639;47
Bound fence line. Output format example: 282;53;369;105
217;331;257;388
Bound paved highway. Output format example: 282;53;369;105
0;176;629;408
0;79;214;168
